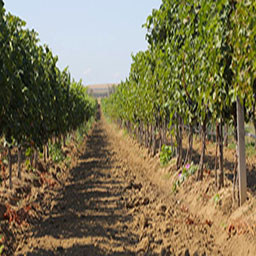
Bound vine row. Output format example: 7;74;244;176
102;0;256;197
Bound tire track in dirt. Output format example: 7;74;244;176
16;117;223;256
16;120;138;255
104;119;223;256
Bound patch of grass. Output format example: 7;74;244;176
160;144;175;166
123;128;128;137
64;156;72;169
0;244;4;255
245;141;256;157
172;182;178;193
25;147;34;171
228;142;236;150
220;222;227;230
75;116;95;145
65;134;72;146
245;123;253;134
213;193;221;207
104;116;112;124
49;143;65;163
227;138;256;156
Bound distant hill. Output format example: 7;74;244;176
86;84;116;98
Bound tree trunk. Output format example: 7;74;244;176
17;145;22;180
233;146;239;204
63;135;66;147
33;149;38;169
232;112;239;204
146;124;150;148
236;97;247;206
252;104;256;149
215;123;219;187
139;122;143;145
176;115;183;169
46;142;49;159
126;121;130;135
151;125;157;156
148;124;153;154
184;123;193;164
139;121;142;145
253;117;256;149
129;122;132;135
197;119;207;181
43;144;47;163
210;125;214;142
218;121;224;188
159;125;163;153
207;125;212;141
8;146;12;189
30;148;34;169
142;123;146;146
135;124;139;142
224;124;229;147
170;126;175;156
163;118;167;145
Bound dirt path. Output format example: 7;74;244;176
15;118;234;256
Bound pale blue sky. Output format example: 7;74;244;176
4;0;161;85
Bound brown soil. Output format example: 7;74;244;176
5;117;256;255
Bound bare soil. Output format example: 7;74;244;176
3;116;255;255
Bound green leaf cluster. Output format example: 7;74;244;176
103;0;256;140
172;162;198;192
160;144;174;166
49;142;65;163
0;3;97;150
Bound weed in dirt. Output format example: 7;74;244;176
64;156;71;169
172;182;178;193
245;141;256;157
25;147;34;171
172;162;198;193
122;129;128;137
76;127;87;145
245;123;252;134
39;151;43;159
160;144;175;166
220;222;227;230
76;117;95;145
65;134;72;146
213;193;221;207
49;143;65;163
0;235;4;251
227;129;256;157
228;142;236;150
104;116;112;124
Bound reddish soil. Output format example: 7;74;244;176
1;116;256;255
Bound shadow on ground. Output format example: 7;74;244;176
22;121;138;256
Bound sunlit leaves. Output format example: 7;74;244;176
0;6;96;148
103;0;256;136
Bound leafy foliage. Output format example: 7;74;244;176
160;144;174;166
0;2;97;152
103;0;256;188
49;143;65;164
172;162;198;193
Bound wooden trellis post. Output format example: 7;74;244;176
237;97;247;206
